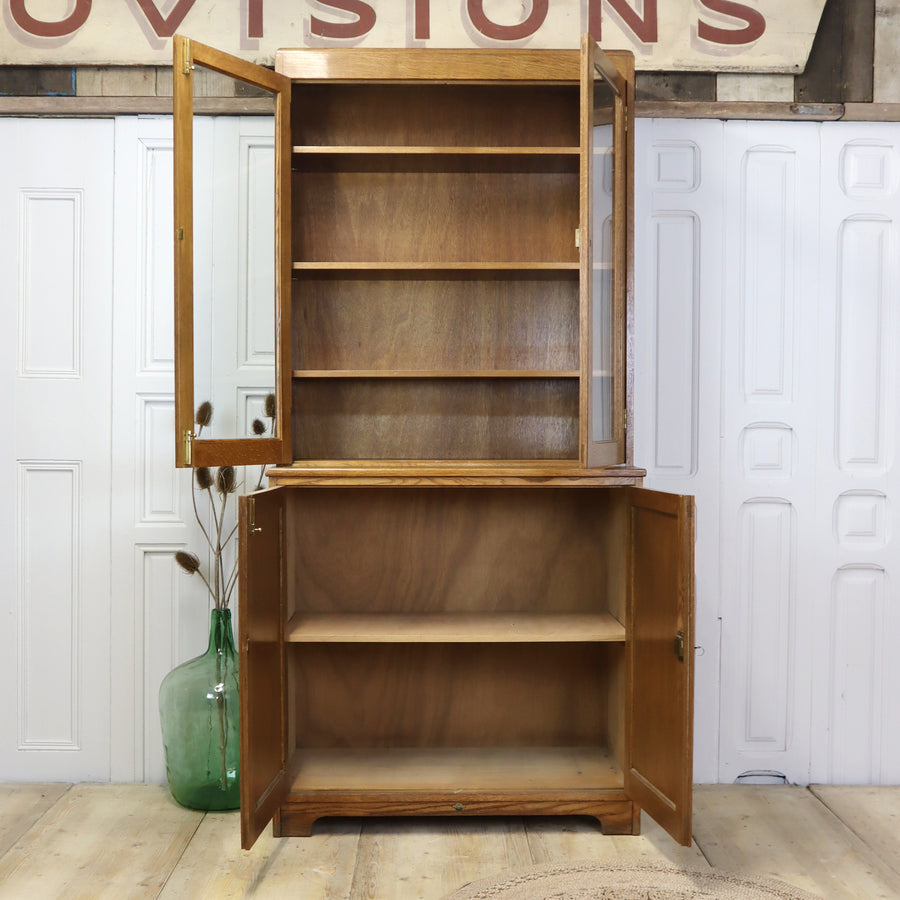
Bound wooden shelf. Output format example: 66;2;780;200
291;369;580;379
286;612;625;643
293;145;580;155
289;746;623;792
292;262;580;272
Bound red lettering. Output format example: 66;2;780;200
248;0;263;38
309;0;376;39
414;0;430;41
590;0;658;44
466;0;548;41
131;0;196;38
697;0;765;45
10;0;91;37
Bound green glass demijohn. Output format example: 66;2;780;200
159;608;240;810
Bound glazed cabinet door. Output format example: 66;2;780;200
583;40;633;468
238;488;288;849
626;488;694;845
173;34;292;469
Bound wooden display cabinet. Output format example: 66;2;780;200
172;35;694;850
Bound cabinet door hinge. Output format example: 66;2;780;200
183;429;194;466
674;630;685;662
180;37;193;75
248;497;263;535
575;227;581;249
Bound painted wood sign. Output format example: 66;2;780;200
2;1;826;71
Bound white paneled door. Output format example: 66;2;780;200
636;118;900;786
0;120;114;780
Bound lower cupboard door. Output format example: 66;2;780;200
239;488;288;849
626;487;695;846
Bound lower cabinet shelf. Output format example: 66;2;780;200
289;746;622;792
286;611;626;643
275;746;636;838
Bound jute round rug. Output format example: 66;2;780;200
445;861;821;900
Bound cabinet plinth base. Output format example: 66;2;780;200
274;791;637;838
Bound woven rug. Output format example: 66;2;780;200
445;861;821;900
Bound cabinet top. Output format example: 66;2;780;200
274;47;583;82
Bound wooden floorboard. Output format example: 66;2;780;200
0;784;899;898
158;813;361;899
810;785;900;879
0;784;202;899
0;782;71;859
349;817;534;900
692;785;900;900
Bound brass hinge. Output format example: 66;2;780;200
181;37;193;75
183;429;193;466
177;227;184;241
248;497;263;535
575;227;581;249
674;630;685;662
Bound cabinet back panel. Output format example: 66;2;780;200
293;275;579;372
291;84;579;148
284;487;621;615
292;171;579;263
292;378;578;460
290;643;609;748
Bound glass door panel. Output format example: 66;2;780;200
583;41;632;468
174;35;291;468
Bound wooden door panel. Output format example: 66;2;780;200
173;34;293;469
627;487;694;845
238;488;288;849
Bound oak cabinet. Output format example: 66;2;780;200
172;34;694;850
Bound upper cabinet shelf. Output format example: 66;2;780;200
292;146;581;155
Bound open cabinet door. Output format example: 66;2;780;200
173;35;292;469
626;488;694;845
238;488;288;849
582;39;633;468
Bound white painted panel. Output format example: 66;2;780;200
635;119;725;783
18;189;82;378
739;499;793;750
836;217;891;473
648;140;699;192
834;491;889;549
140;140;175;373
829;567;885;783
138;545;208;784
238;133;276;367
2;118;113;781
139;395;179;523
719;121;820;786
651;212;697;475
17;462;80;750
839;141;896;199
741;147;796;402
741;423;794;480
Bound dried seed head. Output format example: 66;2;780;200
195;401;213;428
216;466;236;494
252;418;266;435
264;393;276;419
175;551;201;574
195;467;214;490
